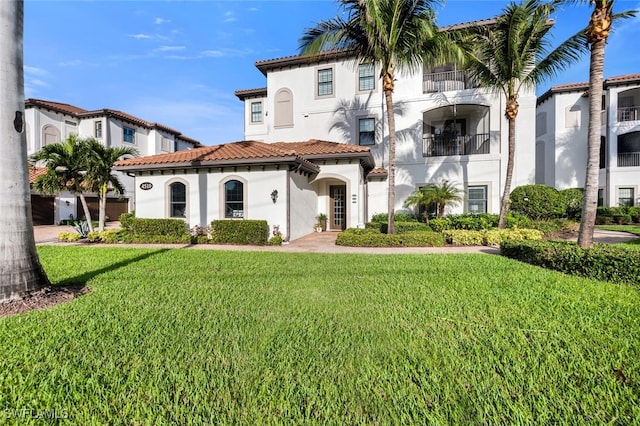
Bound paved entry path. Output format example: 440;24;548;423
34;226;639;255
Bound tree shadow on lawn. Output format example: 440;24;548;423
0;248;171;318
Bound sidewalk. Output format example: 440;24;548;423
34;225;638;254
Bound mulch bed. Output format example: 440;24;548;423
0;285;89;318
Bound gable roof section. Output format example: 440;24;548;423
234;88;268;100
29;166;47;185
25;98;202;147
114;140;375;173
537;74;640;105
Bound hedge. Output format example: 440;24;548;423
443;228;543;246
596;207;640;225
210;220;269;245
500;239;640;285
365;222;432;234
122;217;189;238
336;228;445;247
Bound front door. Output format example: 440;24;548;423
329;185;346;231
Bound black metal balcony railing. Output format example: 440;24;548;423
423;133;490;157
618;152;640;167
423;70;478;93
617;106;640;122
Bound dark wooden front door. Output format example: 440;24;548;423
31;195;54;225
329;185;346;231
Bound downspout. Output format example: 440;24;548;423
286;168;291;242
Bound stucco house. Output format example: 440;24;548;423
114;139;380;241
536;74;640;207
25;99;201;224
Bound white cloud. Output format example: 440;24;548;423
24;66;49;77
154;17;170;25
201;50;224;58
29;79;49;88
129;33;152;40
155;45;187;52
224;11;237;23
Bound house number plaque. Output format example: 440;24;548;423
140;182;153;190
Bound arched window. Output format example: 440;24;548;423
225;180;244;218
42;125;60;146
169;181;186;218
274;88;293;128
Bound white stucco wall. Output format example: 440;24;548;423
288;170;317;240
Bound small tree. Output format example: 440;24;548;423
405;181;464;219
30;135;96;232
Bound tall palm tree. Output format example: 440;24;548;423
30;135;96;232
83;140;137;232
0;0;50;302
457;0;587;228
565;0;635;247
300;0;453;234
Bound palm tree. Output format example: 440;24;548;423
83;140;137;232
0;0;50;302
403;187;434;222
564;0;635;247
300;0;454;234
422;180;464;218
457;0;587;228
30;135;96;232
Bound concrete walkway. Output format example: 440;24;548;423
33;225;638;254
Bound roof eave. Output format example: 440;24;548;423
115;156;319;174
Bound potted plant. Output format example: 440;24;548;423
315;213;328;232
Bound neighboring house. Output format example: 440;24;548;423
235;44;536;219
114;140;378;241
536;74;640;207
25;99;201;224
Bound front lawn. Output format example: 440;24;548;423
1;246;639;424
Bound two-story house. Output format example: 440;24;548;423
25;99;201;224
536;74;640;207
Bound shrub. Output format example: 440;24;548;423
87;232;101;243
505;212;533;229
210;220;269;245
500;240;640;285
119;211;135;230
509;185;567;220
336;229;445;247
58;232;81;242
364;222;384;232
560;188;584;220
99;230;125;244
529;219;579;239
428;218;451;232
369;222;432;234
127;218;189;238
268;236;283;245
370;212;417;223
443;229;543;246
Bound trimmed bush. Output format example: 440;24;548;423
370;212;417;223
367;222;432;234
500;239;640;285
560;188;584;220
443;228;543;246
597;207;640;225
336;229;445;247
211;220;269;245
429;218;451;232
510;185;567;220
125;218;189;238
119;212;135;230
529;219;579;238
58;232;81;242
268;236;283;245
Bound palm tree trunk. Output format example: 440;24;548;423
78;193;94;233
577;39;605;248
384;76;397;234
0;0;49;302
98;185;107;232
498;114;517;229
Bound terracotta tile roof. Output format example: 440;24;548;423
114;140;376;172
29;166;47;184
25;99;202;147
368;168;388;176
538;74;640;105
234;88;267;100
271;139;371;156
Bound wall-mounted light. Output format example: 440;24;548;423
270;189;278;204
65;200;70;206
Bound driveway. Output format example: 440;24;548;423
33;225;638;254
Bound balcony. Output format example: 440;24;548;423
423;70;478;93
618;152;640;167
617;106;640;122
423;133;490;157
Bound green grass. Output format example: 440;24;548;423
2;246;640;424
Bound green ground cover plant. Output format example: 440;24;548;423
1;246;639;424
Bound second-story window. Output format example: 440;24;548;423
358;63;375;91
123;126;135;143
358;118;375;146
317;68;333;97
95;121;102;138
251;101;263;123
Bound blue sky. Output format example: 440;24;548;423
24;0;640;146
